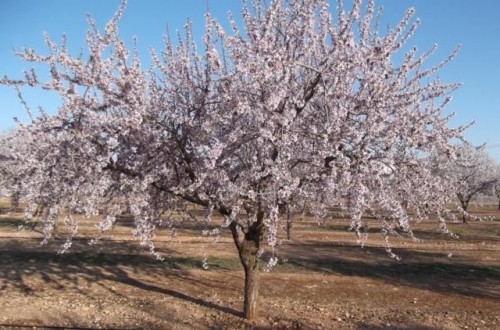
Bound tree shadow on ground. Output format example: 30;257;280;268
0;238;243;320
1;234;499;328
0;323;135;330
318;223;500;243
0;217;24;229
357;323;441;330
281;241;500;301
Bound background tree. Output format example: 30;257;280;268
0;130;23;204
436;144;498;222
495;185;500;211
491;166;500;210
1;0;468;319
0;132;10;198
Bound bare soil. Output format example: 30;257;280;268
0;203;499;329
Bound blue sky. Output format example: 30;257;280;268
1;0;499;160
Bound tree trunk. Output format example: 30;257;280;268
229;218;264;320
242;257;260;319
460;199;469;223
286;207;293;240
497;198;500;211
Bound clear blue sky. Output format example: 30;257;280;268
1;0;499;160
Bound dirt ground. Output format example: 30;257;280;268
0;203;499;330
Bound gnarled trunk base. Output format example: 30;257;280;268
243;259;261;319
229;220;264;320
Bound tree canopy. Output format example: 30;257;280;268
0;0;470;319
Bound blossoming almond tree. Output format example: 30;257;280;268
494;186;500;210
437;144;498;222
1;0;468;319
0;133;11;199
494;172;500;210
0;131;26;204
